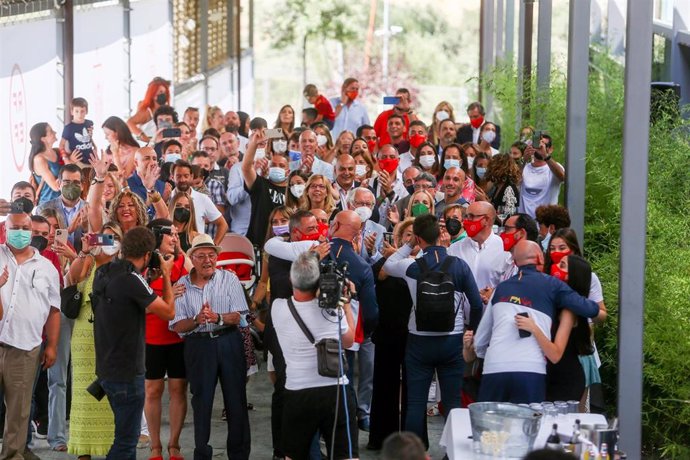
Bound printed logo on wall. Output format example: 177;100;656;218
9;64;27;172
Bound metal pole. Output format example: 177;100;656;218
671;1;690;106
522;0;534;121
564;0;590;244
123;0;132;115
480;0;495;112
496;0;504;61
200;0;209;109
506;0;515;58
536;0;552;127
618;1;652;457
516;0;525;130
382;0;389;92
63;0;74;123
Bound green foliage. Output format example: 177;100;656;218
269;0;361;49
483;50;690;458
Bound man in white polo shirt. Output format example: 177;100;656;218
0;211;60;459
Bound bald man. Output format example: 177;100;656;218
127;147;167;218
472;240;600;404
448;201;512;313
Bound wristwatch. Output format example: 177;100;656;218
544;155;552;162
216;314;224;326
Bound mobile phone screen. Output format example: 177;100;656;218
383;96;401;105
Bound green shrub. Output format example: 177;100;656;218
483;51;690;458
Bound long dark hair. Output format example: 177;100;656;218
28;122;49;173
274;104;295;133
544;227;582;274
564;254;594;355
237;111;250;137
439;142;468;177
102;116;139;149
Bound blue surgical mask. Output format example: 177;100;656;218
476;167;487;180
7;229;32;250
165;153;181;163
444;159;461;170
268;167;286;183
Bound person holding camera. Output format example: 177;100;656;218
144;219;191;460
92;226;176;459
170;233;251;460
518;133;565;218
272;251;358;460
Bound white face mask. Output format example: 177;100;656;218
355;164;368;177
467;156;475;169
102;242;120;256
316;134;328;147
419;155;436;169
436;110;450;122
165;153;181;163
290;184;306;198
481;131;496;144
273;139;287;153
255;148;266;160
354;206;373;223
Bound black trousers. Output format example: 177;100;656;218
184;329;251;460
368;334;408;448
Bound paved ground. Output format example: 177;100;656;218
27;366;446;459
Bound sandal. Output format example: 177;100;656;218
168;445;184;460
149;446;163;460
52;445;68;452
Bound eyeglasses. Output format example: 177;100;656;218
309;184;326;190
192;253;218;261
465;213;487;220
353;201;374;208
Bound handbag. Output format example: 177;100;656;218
287;298;348;378
61;284;83;320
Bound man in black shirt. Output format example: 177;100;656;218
242;129;289;246
93;226;175;460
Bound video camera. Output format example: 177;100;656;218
318;260;349;309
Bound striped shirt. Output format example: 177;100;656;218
170;268;248;335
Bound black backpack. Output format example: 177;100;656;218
415;256;458;332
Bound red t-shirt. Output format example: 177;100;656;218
373;109;411;147
0;221;6;244
145;254;187;345
41;249;63;289
315;95;335;122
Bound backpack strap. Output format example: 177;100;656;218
287;298;315;344
416;257;429;275
439;255;454;273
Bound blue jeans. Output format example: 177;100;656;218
478;372;546;404
101;375;145;460
47;314;74;448
404;333;464;447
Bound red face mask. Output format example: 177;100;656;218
317;222;330;238
550;264;568;281
378;158;400;174
462;218;484;238
470;115;484;129
409;133;427;149
346;90;358;101
550;250;570;265
500;231;519;252
366;139;377;153
295;229;321;241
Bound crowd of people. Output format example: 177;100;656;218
0;75;608;460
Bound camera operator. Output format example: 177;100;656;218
92;226;175;459
272;251;358;460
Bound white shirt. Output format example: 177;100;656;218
398;151;414;174
518;162;564;218
272;297;349;390
173;188;222;234
447;233;511;290
0;246;60;351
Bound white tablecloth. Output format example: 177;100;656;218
439;408;608;459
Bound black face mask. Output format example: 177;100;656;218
156;93;167;105
201;169;210;180
30;235;48;252
173;207;190;223
12;197;34;214
445;218;462;237
406;184;415;195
